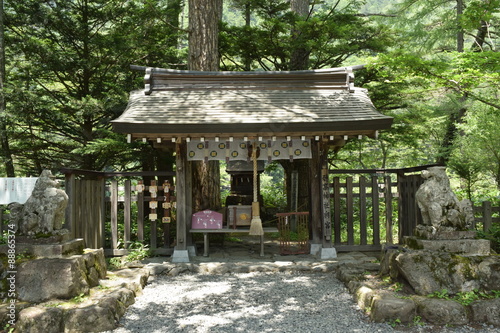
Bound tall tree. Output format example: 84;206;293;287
0;0;14;176
188;0;223;211
4;0;185;174
220;0;391;71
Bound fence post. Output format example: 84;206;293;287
371;176;380;245
346;177;354;245
124;179;131;249
359;176;367;245
333;177;341;245
0;205;3;234
482;201;492;232
110;180;118;249
65;173;77;239
385;176;393;244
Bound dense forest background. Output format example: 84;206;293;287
0;0;498;204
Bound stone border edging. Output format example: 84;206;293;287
335;265;500;327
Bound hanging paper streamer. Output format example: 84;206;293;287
187;139;311;162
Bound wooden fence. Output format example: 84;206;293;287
326;165;500;251
62;169;176;256
473;201;500;231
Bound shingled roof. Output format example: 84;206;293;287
111;67;393;141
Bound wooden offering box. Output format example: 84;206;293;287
191;210;223;229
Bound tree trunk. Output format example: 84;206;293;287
456;0;464;52
289;0;310;71
279;0;312;213
0;0;15;176
188;0;222;71
189;0;222;211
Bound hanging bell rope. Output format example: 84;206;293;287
249;143;264;236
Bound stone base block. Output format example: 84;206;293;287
171;249;190;263
404;237;490;256
0;238;85;258
413;226;477;240
310;243;322;256
319;247;337;260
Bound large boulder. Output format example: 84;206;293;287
370;293;416;323
393;251;500;295
414;296;468;325
470;298;500;326
63;303;118;333
16;307;64;333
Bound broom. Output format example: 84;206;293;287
249;143;264;236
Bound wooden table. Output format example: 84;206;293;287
189;227;278;257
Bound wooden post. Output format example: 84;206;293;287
359;176;367;245
309;139;322;245
110;180;118;249
64;173;76;239
137;181;144;242
99;177;106;249
175;141;188;251
124;179;131;249
385;176;393;244
333;177;341;245
483;201;492;232
346;177;354;245
371;176;380;245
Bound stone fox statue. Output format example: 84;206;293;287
415;166;473;230
9;170;68;235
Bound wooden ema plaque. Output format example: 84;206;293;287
191;210;223;229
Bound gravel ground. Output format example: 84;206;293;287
107;271;500;333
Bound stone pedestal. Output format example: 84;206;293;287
405;225;490;256
14;239;85;258
404;237;490;256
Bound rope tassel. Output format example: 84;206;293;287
249;143;264;236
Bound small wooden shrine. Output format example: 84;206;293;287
111;66;393;261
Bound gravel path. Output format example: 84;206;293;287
107;271;500;333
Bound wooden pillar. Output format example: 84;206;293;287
310;138;334;256
175;141;188;251
173;141;192;262
309;140;322;245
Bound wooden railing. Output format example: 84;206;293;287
276;212;309;255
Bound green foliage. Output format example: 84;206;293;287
106;241;151;270
126;241;152;262
220;0;393;70
428;288;500;306
2;0;185;175
260;163;287;210
428;288;450;299
388;318;402;328
477;224;500;253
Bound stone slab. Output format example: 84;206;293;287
0;238;85;258
404;237;490;255
413;226;477;240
